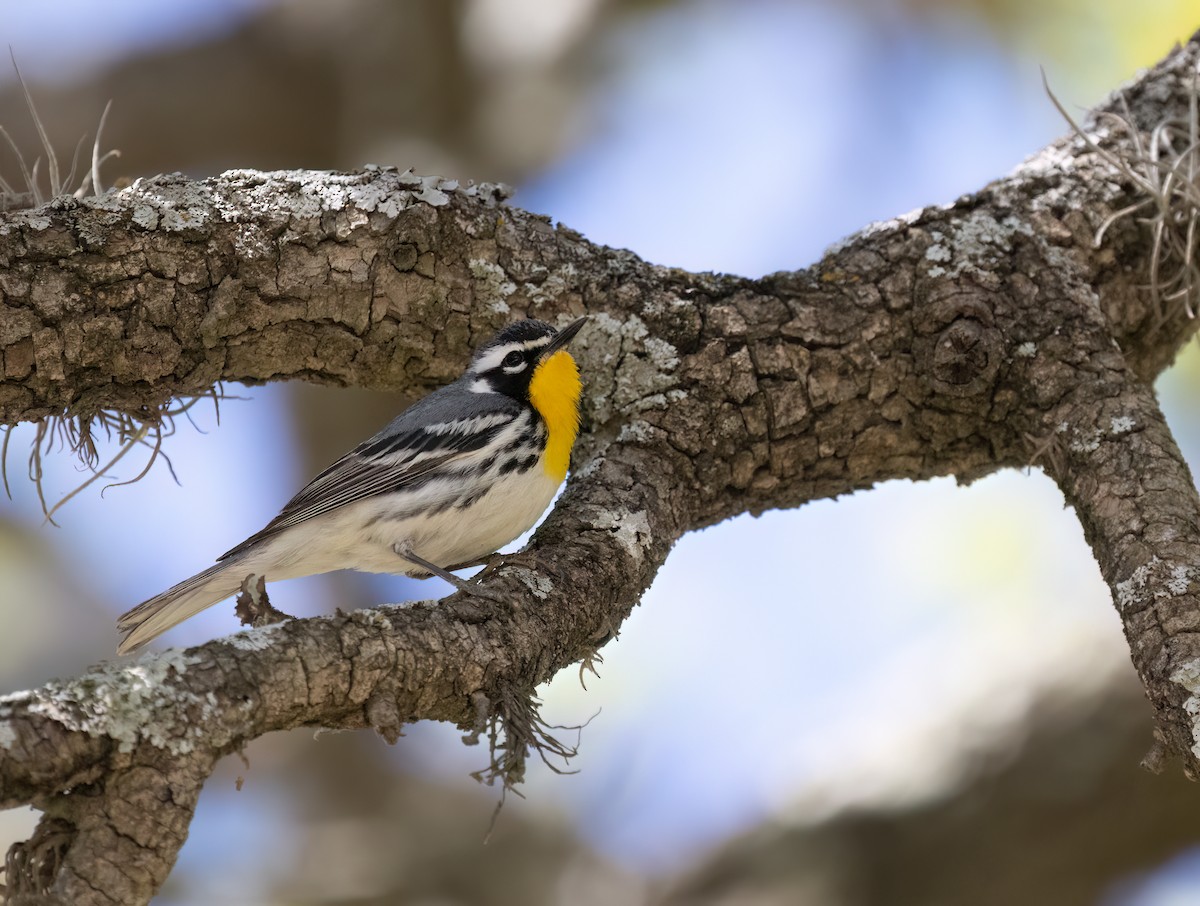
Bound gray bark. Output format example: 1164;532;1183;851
4;34;1200;905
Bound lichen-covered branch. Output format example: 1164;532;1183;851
5;31;1200;906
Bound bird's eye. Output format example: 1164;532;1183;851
502;350;524;368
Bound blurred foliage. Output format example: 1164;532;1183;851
902;0;1197;95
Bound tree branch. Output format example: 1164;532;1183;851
5;32;1200;906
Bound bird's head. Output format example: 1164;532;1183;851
467;316;588;404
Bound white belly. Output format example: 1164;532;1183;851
248;460;563;580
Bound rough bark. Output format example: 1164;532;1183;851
4;34;1200;906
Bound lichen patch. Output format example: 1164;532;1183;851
469;259;517;314
14;650;222;755
585;507;652;562
1114;556;1196;612
1110;415;1136;435
512;569;555;599
1172;657;1200;759
585;312;680;425
0;720;16;750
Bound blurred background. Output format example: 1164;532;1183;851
2;1;1200;903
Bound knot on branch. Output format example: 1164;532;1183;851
932;318;992;389
365;693;405;745
916;290;1002;397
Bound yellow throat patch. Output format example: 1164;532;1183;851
528;349;583;482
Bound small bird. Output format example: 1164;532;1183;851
117;316;589;654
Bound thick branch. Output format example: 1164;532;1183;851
4;31;1200;906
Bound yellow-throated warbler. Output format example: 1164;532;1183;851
117;316;588;653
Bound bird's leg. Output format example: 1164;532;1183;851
393;542;503;601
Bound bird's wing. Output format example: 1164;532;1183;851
218;391;521;560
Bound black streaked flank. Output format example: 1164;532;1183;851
455;487;491;510
499;453;540;476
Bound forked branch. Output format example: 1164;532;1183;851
4;31;1200;906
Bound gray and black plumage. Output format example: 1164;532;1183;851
117;317;588;653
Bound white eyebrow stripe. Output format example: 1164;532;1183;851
471;347;510;373
469;337;553;373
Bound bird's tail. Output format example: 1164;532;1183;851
117;560;251;654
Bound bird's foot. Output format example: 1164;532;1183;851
445;552;507;580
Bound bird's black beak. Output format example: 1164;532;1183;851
539;316;589;360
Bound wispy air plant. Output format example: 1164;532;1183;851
1044;64;1200;330
0;53;235;523
2;392;233;526
0;49;119;208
